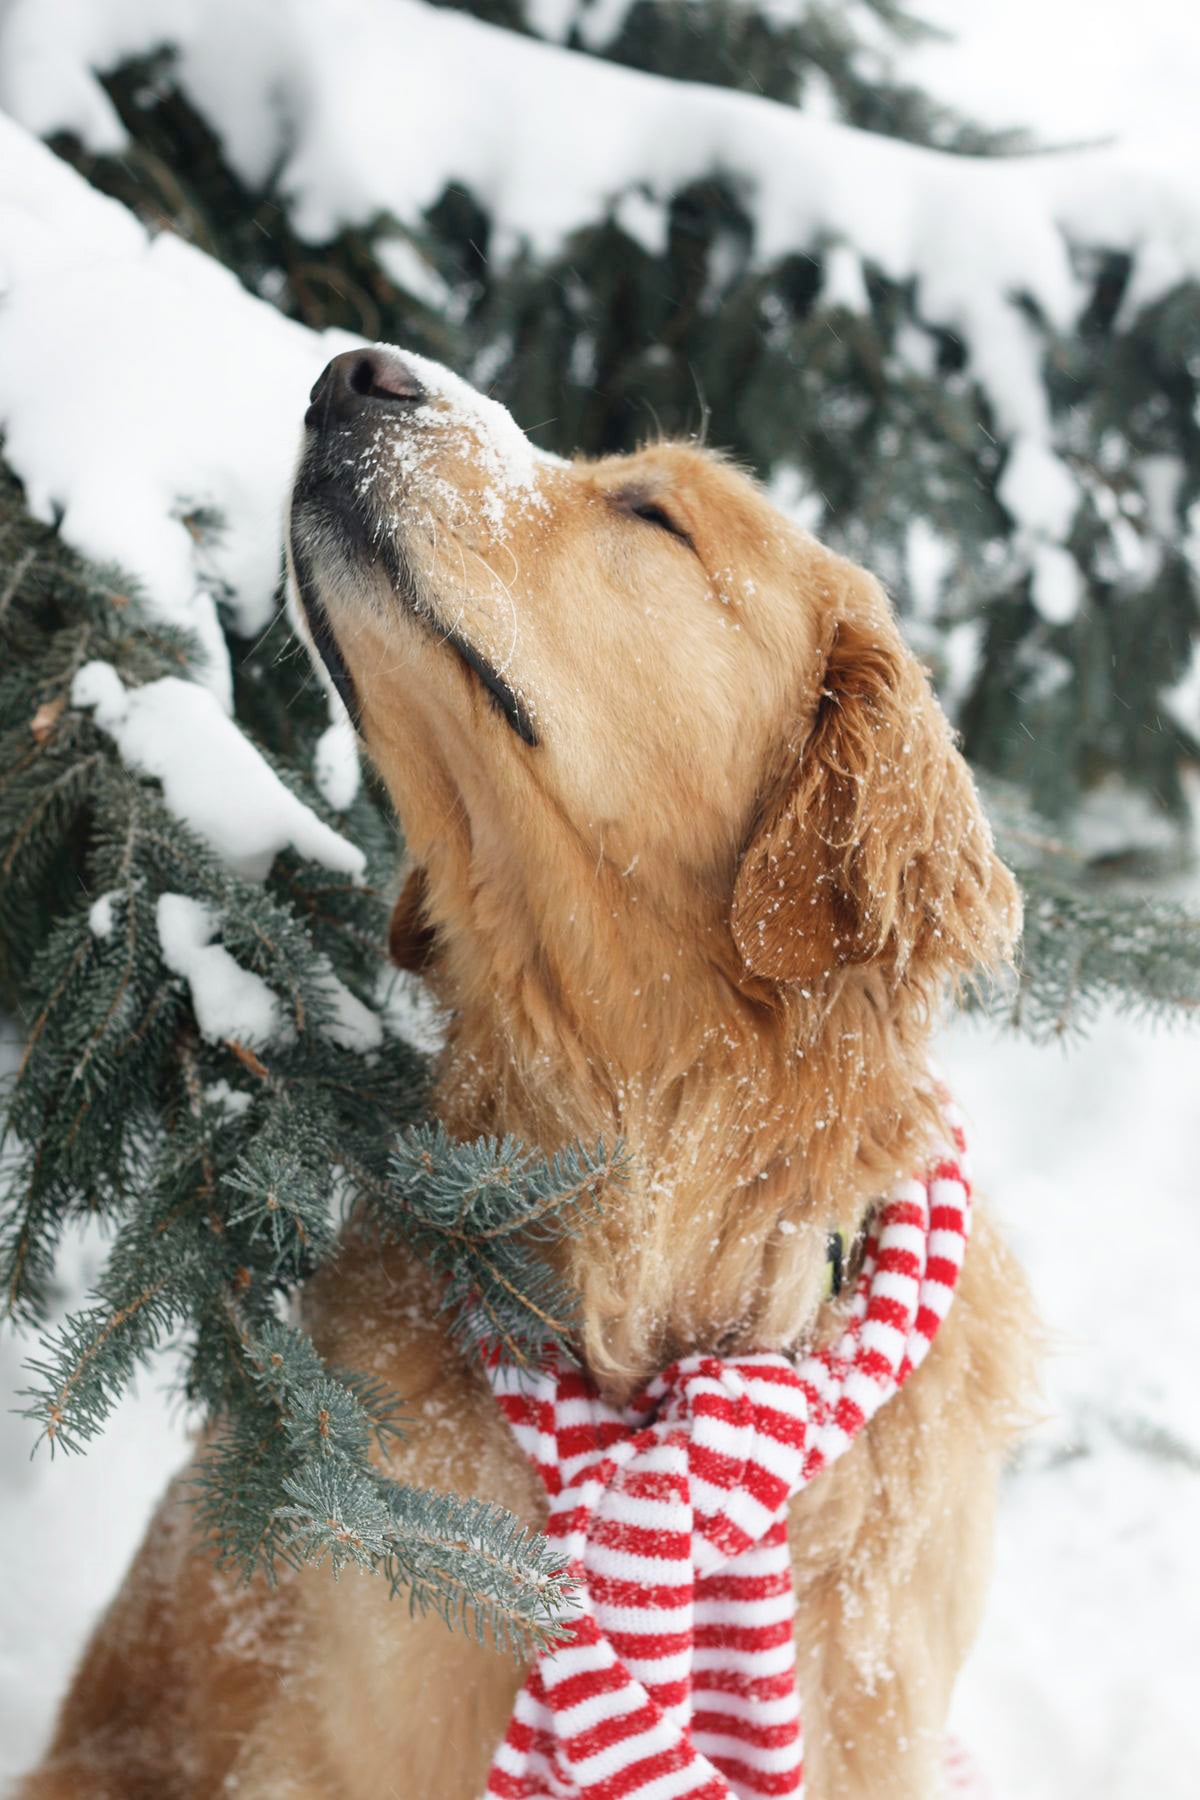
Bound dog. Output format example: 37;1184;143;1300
20;348;1034;1799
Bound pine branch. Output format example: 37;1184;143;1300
19;1273;189;1453
381;1127;622;1364
193;1319;574;1650
278;1463;576;1654
968;789;1200;1040
992;875;1200;1041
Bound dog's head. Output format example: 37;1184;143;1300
289;345;1019;1382
290;344;1017;1016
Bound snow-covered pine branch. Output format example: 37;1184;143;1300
0;0;1197;842
0;477;584;1635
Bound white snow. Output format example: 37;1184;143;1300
1164;642;1200;737
911;0;1200;162
819;243;870;316
1029;542;1083;629
0;1;1197;673
944;1010;1200;1799
377;964;449;1058
87;891;119;939
71;662;365;884
1;4;1198;1794
904;517;955;622
0;1237;192;1780
373;234;452;313
313;717;362;813
997;438;1079;545
204;1078;253;1118
156;893;280;1047
2;0;1198;453
0;114;351;664
318;964;383;1054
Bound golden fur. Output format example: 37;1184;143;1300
18;363;1035;1799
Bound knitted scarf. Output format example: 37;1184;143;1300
483;1104;974;1800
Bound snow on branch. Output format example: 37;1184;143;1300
6;4;1200;405
0;112;343;657
70;662;364;882
2;0;1199;645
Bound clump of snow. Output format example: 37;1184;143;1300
156;893;279;1046
1029;541;1083;627
313;717;361;813
612;188;667;257
87;891;120;938
998;438;1079;543
904;517;955;621
819;243;870;314
71;662;365;884
373;236;451;312
0;111;349;665
938;618;985;718
318;964;383;1054
998;438;1083;623
378;966;448;1057
1163;642;1200;736
203;1078;253;1118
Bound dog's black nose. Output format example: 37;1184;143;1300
306;349;425;428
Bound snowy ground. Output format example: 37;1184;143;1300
1;1;1199;1795
944;1011;1199;1799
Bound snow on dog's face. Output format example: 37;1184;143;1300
289;345;1017;1003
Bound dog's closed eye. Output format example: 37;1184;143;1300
630;501;692;546
611;488;695;551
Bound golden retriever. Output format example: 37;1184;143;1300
19;347;1034;1800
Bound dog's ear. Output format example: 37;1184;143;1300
731;588;1019;990
388;865;438;972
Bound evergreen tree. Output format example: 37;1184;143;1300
0;0;1197;1642
36;4;1198;851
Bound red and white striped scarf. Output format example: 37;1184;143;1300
483;1107;974;1800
